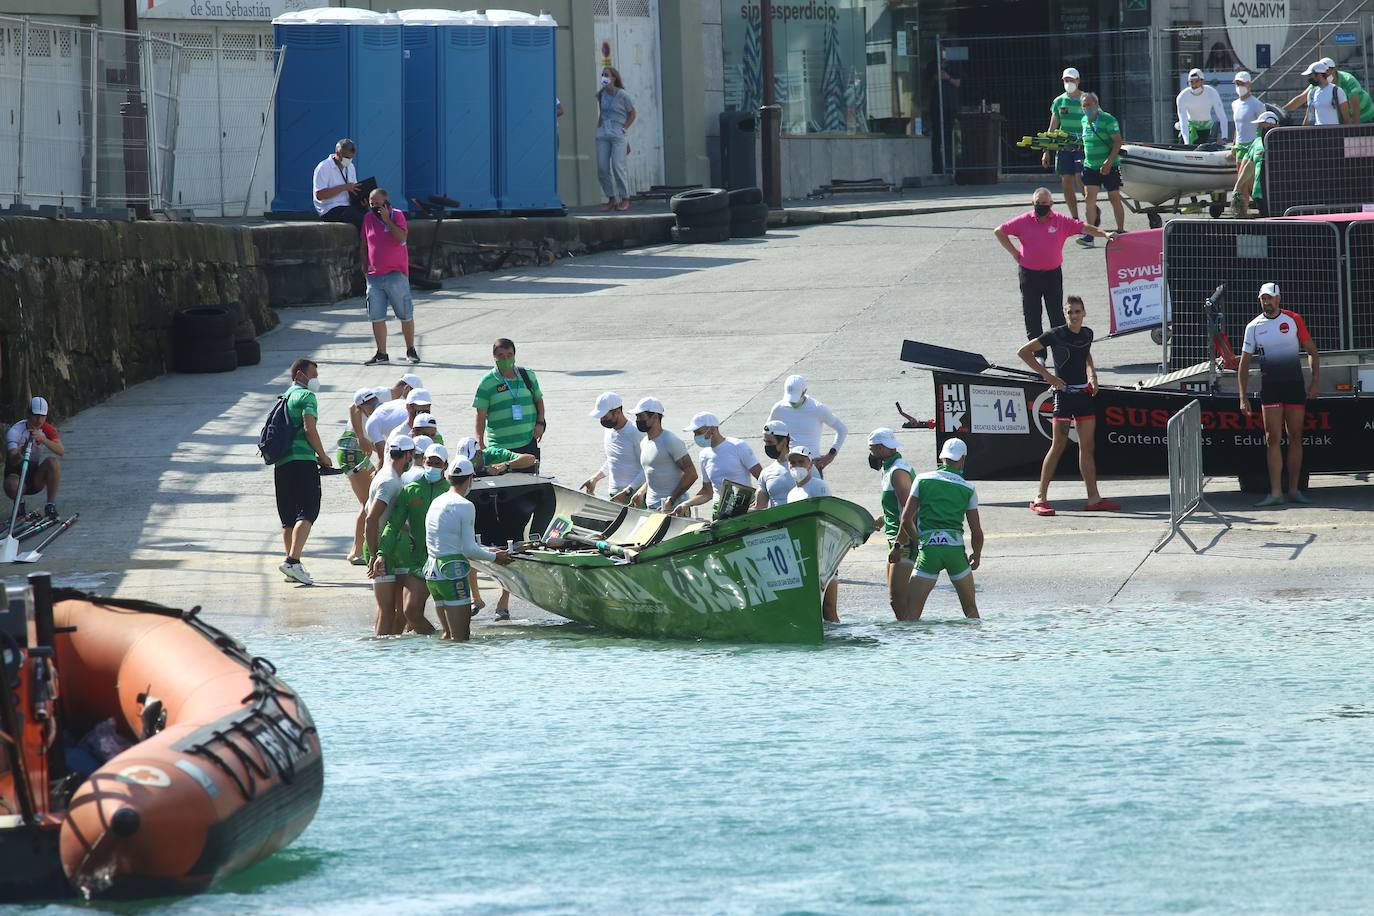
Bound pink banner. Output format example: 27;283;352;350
1104;228;1164;336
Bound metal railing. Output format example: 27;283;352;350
1349;221;1374;350
1155;399;1231;553
0;15;280;216
1264;124;1374;217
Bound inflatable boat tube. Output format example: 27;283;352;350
1117;143;1236;206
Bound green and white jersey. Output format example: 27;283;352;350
1081;110;1120;170
1050;92;1084;139
879;454;915;539
914;465;978;547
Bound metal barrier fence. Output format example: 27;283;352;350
1162;219;1345;369
1154;399;1230;554
0;15;280;216
1264;124;1374;217
1349;220;1374;350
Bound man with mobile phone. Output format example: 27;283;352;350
361;187;418;367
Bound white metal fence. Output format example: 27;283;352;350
0;15;280;216
1155;399;1231;553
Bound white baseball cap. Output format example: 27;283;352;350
1234;71;1252;83
783;374;807;400
940;438;968;461
589;392;623;418
412;412;437;429
29;396;48;416
788;444;814;460
412;435;435;455
447;456;475;477
632;396;665;415
405;387;432;405
763;419;789;437
684;411;720;432
454;436;480;460
353;387;380;407
1302;60;1329;75
398;373;423;389
868;427;900;450
424;443;449;463
1187;67;1204;80
1321;57;1336;70
1062;67;1080;80
387;433;416;453
1253;111;1279;125
1258;282;1281;299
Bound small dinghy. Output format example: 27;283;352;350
0;576;322;901
1117;143;1236;227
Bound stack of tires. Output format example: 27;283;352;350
171;303;261;374
669;187;770;244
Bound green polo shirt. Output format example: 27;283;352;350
1336;70;1372;123
473;367;542;449
1050;92;1084;139
914;465;978;547
1250;132;1266;200
275;384;318;466
1081;110;1121;170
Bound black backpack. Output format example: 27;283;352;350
258;396;299;465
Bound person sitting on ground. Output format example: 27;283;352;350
5;396;64;519
890;438;983;620
678;412;762;518
754;420;795;509
424;456;514;641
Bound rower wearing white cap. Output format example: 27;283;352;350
5;395;64;520
343;386;386;564
1176;68;1228;144
868;427;918;619
1044;67;1087;233
629;396;697;513
1231;72;1265;146
425;456;514;641
1237;283;1320;507
768;375;847;475
363;378;420;462
378;443;452;638
784;445;831;502
366;433;419;636
1323;56;1372;124
755;420;795;509
890;438;982;620
1285;61;1349;126
679;412;762;517
409;411;444;447
581;392;645;502
1241;110;1281;217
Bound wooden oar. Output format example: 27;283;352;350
899;339;1041;378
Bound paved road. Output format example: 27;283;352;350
47;204;1374;629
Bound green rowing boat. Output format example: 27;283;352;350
469;479;875;644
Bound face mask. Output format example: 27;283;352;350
1236;85;1249;97
694;434;711;448
789;467;808;484
306;377;321;393
1063;81;1077;94
424;467;443;483
1308;77;1320;86
867;453;883;470
1034;203;1051;217
634;418;651;433
599;417;616;429
764;443;781;460
495;358;516;372
1084;108;1099;121
789;399;804;409
1190;85;1204;95
600;76;611;88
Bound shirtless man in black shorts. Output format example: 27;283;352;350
1017;296;1120;515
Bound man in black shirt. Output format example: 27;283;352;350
1016;296;1120;515
926;49;962;175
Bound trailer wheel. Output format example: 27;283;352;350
1147;211;1162;229
1209;201;1226;219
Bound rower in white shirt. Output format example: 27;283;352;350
782;445;838;622
678;411;763;516
581;392;645;502
1175;68;1229;144
755;420;796;509
767;374;847;475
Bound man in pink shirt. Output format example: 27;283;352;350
994;187;1109;342
362;187;419;367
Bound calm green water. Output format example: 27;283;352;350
35;599;1374;914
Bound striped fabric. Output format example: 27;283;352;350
472;367;542;449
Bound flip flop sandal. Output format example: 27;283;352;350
1085;499;1122;511
1030;500;1056;517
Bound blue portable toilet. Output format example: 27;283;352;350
488;10;562;213
398;9;497;212
270;8;404;215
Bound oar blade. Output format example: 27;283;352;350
899;340;995;374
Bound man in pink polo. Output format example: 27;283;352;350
362;187;419;367
994;187;1109;343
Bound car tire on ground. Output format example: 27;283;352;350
671;224;731;244
729;201;769;225
676;207;732;230
730;217;768;239
174;347;239;374
727;187;764;207
172;306;235;345
234;338;262;366
670;188;729;219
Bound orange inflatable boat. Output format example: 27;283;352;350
0;575;322;900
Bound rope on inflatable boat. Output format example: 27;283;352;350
50;589;318;802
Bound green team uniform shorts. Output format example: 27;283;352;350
364;543;411;581
915;543;971;581
887;536;918;565
425;555;473;606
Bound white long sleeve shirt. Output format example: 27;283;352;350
1231;95;1266;144
768;396;847;457
601;421;645;493
425;491;496;562
1176;85;1229;139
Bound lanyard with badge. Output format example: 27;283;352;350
505;369;524;421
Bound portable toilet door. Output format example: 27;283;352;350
350;19;405;206
399;10;496;212
489;10;562;213
270;8;401;214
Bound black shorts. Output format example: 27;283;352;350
1081;164;1122;192
274;460;321;528
1055;150;1084;177
1260;376;1307;408
1053;388;1095;421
